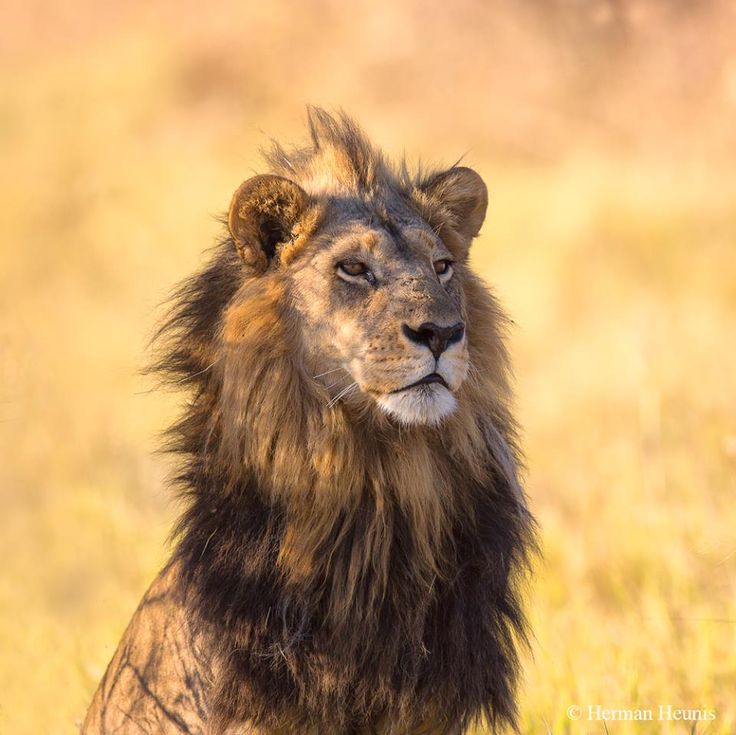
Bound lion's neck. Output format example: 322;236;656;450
171;400;532;732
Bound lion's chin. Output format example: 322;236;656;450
375;384;458;426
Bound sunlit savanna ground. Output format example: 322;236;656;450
1;2;735;733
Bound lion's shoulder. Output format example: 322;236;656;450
81;563;212;734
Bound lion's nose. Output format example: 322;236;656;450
401;321;465;359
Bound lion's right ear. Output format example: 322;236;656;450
415;166;488;259
228;175;308;271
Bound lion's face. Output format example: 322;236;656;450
227;162;487;427
288;220;469;425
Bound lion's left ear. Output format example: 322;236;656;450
416;166;488;255
228;174;308;272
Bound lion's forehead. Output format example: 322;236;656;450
309;217;443;266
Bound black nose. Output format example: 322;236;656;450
402;321;465;359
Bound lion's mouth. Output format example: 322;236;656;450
391;372;449;393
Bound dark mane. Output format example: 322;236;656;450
151;110;537;734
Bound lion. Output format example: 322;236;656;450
81;108;536;735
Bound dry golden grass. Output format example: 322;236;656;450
1;2;735;733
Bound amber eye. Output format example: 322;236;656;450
434;259;454;278
338;261;367;276
337;261;376;285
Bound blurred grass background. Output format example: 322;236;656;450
1;1;736;733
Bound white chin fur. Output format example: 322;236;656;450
376;384;457;426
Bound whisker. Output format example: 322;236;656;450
325;373;354;391
327;384;354;408
313;367;345;379
327;382;359;409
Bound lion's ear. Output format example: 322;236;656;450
417;166;488;254
228;175;308;271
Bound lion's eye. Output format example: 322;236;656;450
337;261;376;284
339;262;367;276
434;260;454;279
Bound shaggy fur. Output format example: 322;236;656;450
82;108;537;735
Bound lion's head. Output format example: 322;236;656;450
225;110;488;427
